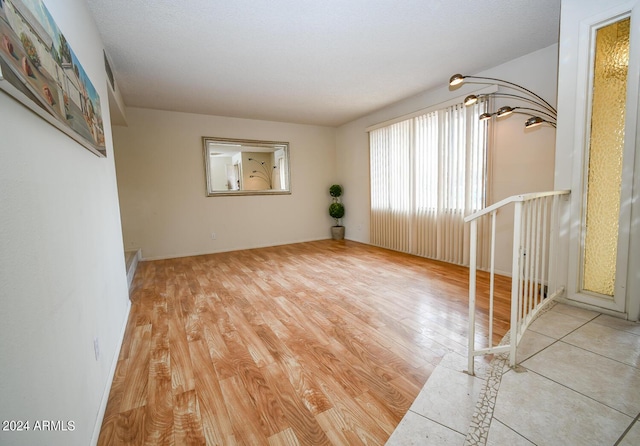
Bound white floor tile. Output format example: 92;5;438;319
408;363;485;434
618;420;640;446
493;368;632;446
385;411;464;446
592;314;640;336
527;310;588;339
550;303;600;321
438;351;492;378
516;330;556;363
437;351;470;372
563;321;640;368
486;419;535;446
523;341;640;416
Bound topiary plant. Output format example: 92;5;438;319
329;184;343;198
329;202;345;226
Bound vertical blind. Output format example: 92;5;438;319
370;101;488;265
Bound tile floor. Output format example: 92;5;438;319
386;303;640;446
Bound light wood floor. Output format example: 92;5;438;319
98;240;511;445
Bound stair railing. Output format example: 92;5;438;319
465;190;570;375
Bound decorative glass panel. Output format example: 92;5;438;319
582;18;630;296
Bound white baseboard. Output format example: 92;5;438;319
90;299;131;446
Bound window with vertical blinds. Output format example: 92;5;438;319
370;101;488;265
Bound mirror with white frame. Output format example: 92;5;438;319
203;137;291;196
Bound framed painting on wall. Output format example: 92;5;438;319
0;0;106;157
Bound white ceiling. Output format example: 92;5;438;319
86;0;561;127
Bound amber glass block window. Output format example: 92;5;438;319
582;17;630;296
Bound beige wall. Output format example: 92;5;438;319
337;45;559;274
114;108;337;260
0;1;130;445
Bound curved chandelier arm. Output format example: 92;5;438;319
525;116;557;129
478;110;556;128
499;106;557;122
465;93;557;117
450;74;556;115
510;111;557;128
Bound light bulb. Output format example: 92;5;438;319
496;106;514;117
449;74;465;86
525;116;544;128
464;95;478;106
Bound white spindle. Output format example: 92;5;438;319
468;219;478;375
489;210;496;351
510;201;523;366
543;198;550;301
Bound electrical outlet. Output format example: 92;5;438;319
211;232;217;240
93;337;100;360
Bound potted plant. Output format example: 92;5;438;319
329;184;345;240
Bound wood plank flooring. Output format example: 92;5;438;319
98;240;511;445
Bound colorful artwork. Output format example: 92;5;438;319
0;0;106;156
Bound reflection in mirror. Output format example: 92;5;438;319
203;137;291;196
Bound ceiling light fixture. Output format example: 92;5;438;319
449;74;557;128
